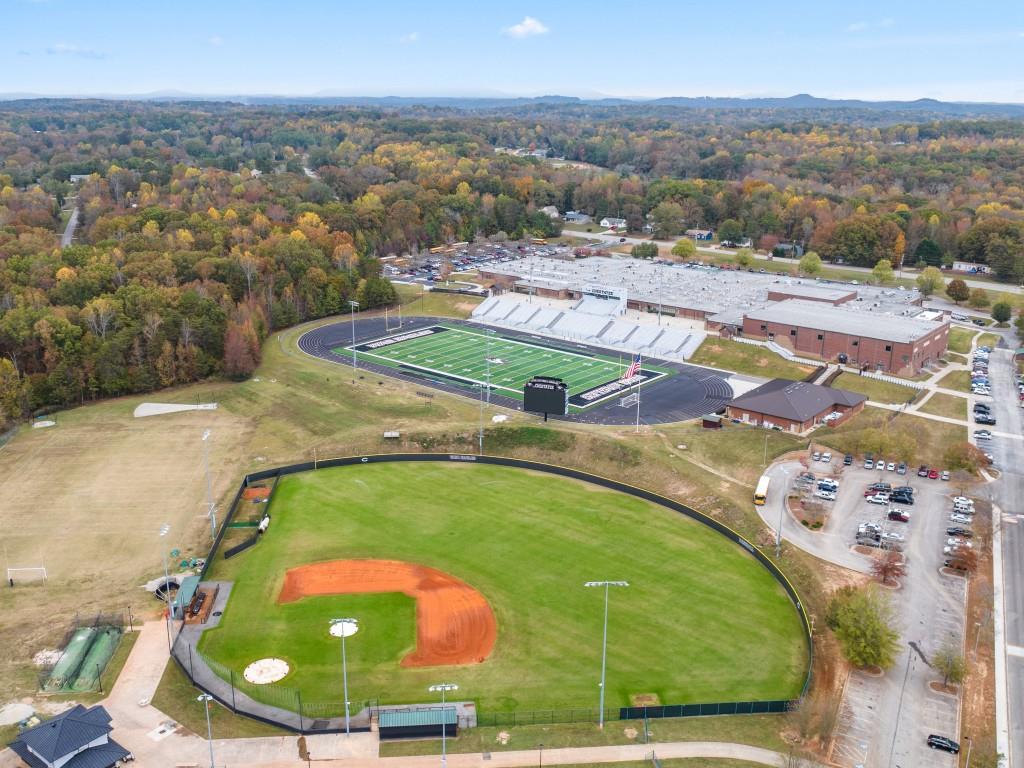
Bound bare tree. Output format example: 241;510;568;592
871;550;907;586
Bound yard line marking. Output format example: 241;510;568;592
1007;645;1024;658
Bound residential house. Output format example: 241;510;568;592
599;217;627;230
685;228;714;241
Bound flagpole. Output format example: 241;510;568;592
635;355;641;433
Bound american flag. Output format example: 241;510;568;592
623;353;642;380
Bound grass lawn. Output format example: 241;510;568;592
817;408;966;469
151;659;287;739
945;352;968;364
379;713;788;756
689;338;813;380
394;284;482;318
201;463;808;715
948;328;977;354
917;393;968;420
831;373;918;405
937;370;972;393
977;332;1001;349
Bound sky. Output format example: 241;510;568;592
3;0;1024;102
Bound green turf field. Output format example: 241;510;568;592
200;463;808;715
334;324;671;410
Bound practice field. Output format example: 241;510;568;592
336;324;671;410
200;463;808;713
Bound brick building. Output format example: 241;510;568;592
727;379;867;433
742;300;948;376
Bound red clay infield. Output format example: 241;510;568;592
277;559;496;667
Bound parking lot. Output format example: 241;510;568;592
802;458;970;768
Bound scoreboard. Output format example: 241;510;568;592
524;376;569;417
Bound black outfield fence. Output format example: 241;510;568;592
223;533;258;559
179;452;812;733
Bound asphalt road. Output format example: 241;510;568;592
60;206;79;248
985;342;1024;767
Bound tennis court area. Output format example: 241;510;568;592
339;324;669;410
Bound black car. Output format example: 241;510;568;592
975;415;997;425
890;494;914;505
974;404;991;413
927;735;960;754
844;453;853;466
947;527;974;538
893;485;914;494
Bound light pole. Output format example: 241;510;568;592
538;742;544;767
159;524;172;652
197;694;215;768
349;300;360;372
583;581;629;729
478;383;485;455
202;430;216;539
428;683;458;768
330;618;358;735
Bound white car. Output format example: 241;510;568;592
882;531;905;542
887;462;896;471
950;512;973;524
952;496;974;507
944;545;971;556
815;490;837;501
866;493;890;505
821;452;832;464
946;538;973;548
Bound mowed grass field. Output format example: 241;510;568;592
200;463;808;714
335;324;670;410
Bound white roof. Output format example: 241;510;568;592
746;300;947;343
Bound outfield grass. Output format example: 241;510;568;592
689;338;813;380
379;713;789;756
201;463;808;714
394;284;483;318
831;373;918;405
937;370;972;393
917;393;968;420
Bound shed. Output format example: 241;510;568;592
171;575;201;620
701;414;723;430
378;708;457;740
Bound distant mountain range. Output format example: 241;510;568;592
2;92;1023;117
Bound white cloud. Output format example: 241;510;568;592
47;43;104;59
847;21;868;32
208;35;224;46
400;31;419;44
878;17;895;28
504;16;549;38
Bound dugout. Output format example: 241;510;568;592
171;575;201;620
378;708;457;740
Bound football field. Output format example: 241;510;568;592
337;324;670;410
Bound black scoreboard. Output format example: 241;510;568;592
523;376;569;417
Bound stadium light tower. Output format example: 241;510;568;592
583;580;629;729
329;618;358;735
349;300;360;372
196;694;215;768
201;430;216;539
428;683;458;768
159;524;173;651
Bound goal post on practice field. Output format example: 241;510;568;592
7;566;48;586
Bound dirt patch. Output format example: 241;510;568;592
278;559;496;667
928;681;959;696
630;693;660;707
241;486;270;500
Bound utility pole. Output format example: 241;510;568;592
349;300;360;373
159;524;172;652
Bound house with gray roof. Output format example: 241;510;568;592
726;378;867;433
7;705;130;768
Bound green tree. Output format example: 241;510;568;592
717;218;744;244
649;201;686;239
931;640;966;687
630;242;659;260
735;248;754;267
799;251;823;275
1015;313;1024;341
992;302;1012;324
915;266;945;296
0;358;28;423
871;258;895;284
968;288;991;308
914;237;943;266
826;585;901;669
670;238;697;259
946;278;970;304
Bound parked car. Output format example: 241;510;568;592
943;545;970;556
882;531;905;543
885;461;895;471
844;454;853;466
821;452;832;464
890;491;914;504
815;490;837;501
896;462;907;475
947;527;973;538
926;734;961;753
946;537;973;548
976;414;997;425
917;465;929;477
952;496;974;506
974;403;991;413
864;458;875;470
974;429;993;439
812;451;821;461
951;512;974;524
928;468;940;479
867;482;892;491
866;493;890;505
888;509;910;522
944;558;971;572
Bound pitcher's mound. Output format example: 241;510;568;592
244;658;289;684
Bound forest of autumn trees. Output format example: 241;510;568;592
1;100;1023;423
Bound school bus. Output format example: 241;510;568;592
754;475;770;506
530;237;548;245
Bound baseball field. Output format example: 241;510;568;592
199;462;808;714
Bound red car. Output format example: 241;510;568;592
928;468;939;479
